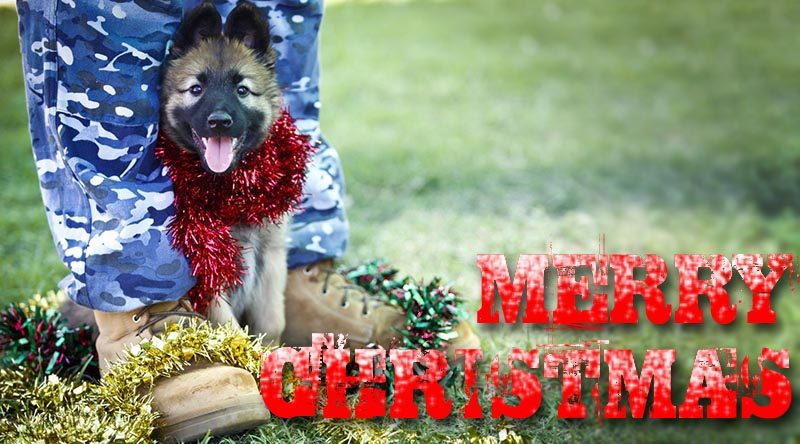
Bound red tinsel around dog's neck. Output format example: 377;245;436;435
155;111;313;314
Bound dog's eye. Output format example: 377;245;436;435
237;85;250;97
189;85;203;96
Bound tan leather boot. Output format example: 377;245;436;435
282;260;481;351
94;299;269;442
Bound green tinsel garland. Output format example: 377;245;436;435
0;292;96;378
344;258;468;349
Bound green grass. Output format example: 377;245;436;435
2;0;800;442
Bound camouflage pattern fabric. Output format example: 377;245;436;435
16;0;348;312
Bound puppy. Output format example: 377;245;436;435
160;1;287;343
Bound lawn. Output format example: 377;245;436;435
1;0;800;442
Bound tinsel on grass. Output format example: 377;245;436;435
0;292;96;378
0;310;266;443
343;258;468;349
0;259;479;442
0;288;532;443
0;367;155;444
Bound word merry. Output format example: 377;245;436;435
477;254;793;326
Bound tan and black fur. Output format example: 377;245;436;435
161;1;282;175
62;1;289;345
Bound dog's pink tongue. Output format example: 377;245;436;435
204;137;234;173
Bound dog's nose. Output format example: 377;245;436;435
207;111;233;129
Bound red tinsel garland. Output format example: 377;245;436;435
155;111;313;314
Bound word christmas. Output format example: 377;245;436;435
477;253;793;325
259;336;790;420
259;253;793;420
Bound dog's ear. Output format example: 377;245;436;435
172;1;222;56
224;1;271;57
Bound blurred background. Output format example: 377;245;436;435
1;0;799;442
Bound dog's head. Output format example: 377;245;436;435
161;1;281;174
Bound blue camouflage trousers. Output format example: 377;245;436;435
16;0;348;312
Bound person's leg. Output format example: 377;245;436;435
17;1;268;439
17;0;193;312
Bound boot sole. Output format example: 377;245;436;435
157;392;270;443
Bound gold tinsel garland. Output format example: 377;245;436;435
0;307;267;443
1;294;524;444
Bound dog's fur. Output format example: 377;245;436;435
61;1;288;345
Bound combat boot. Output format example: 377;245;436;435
94;298;269;442
282;260;481;351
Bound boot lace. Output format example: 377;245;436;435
130;298;206;336
311;265;382;316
